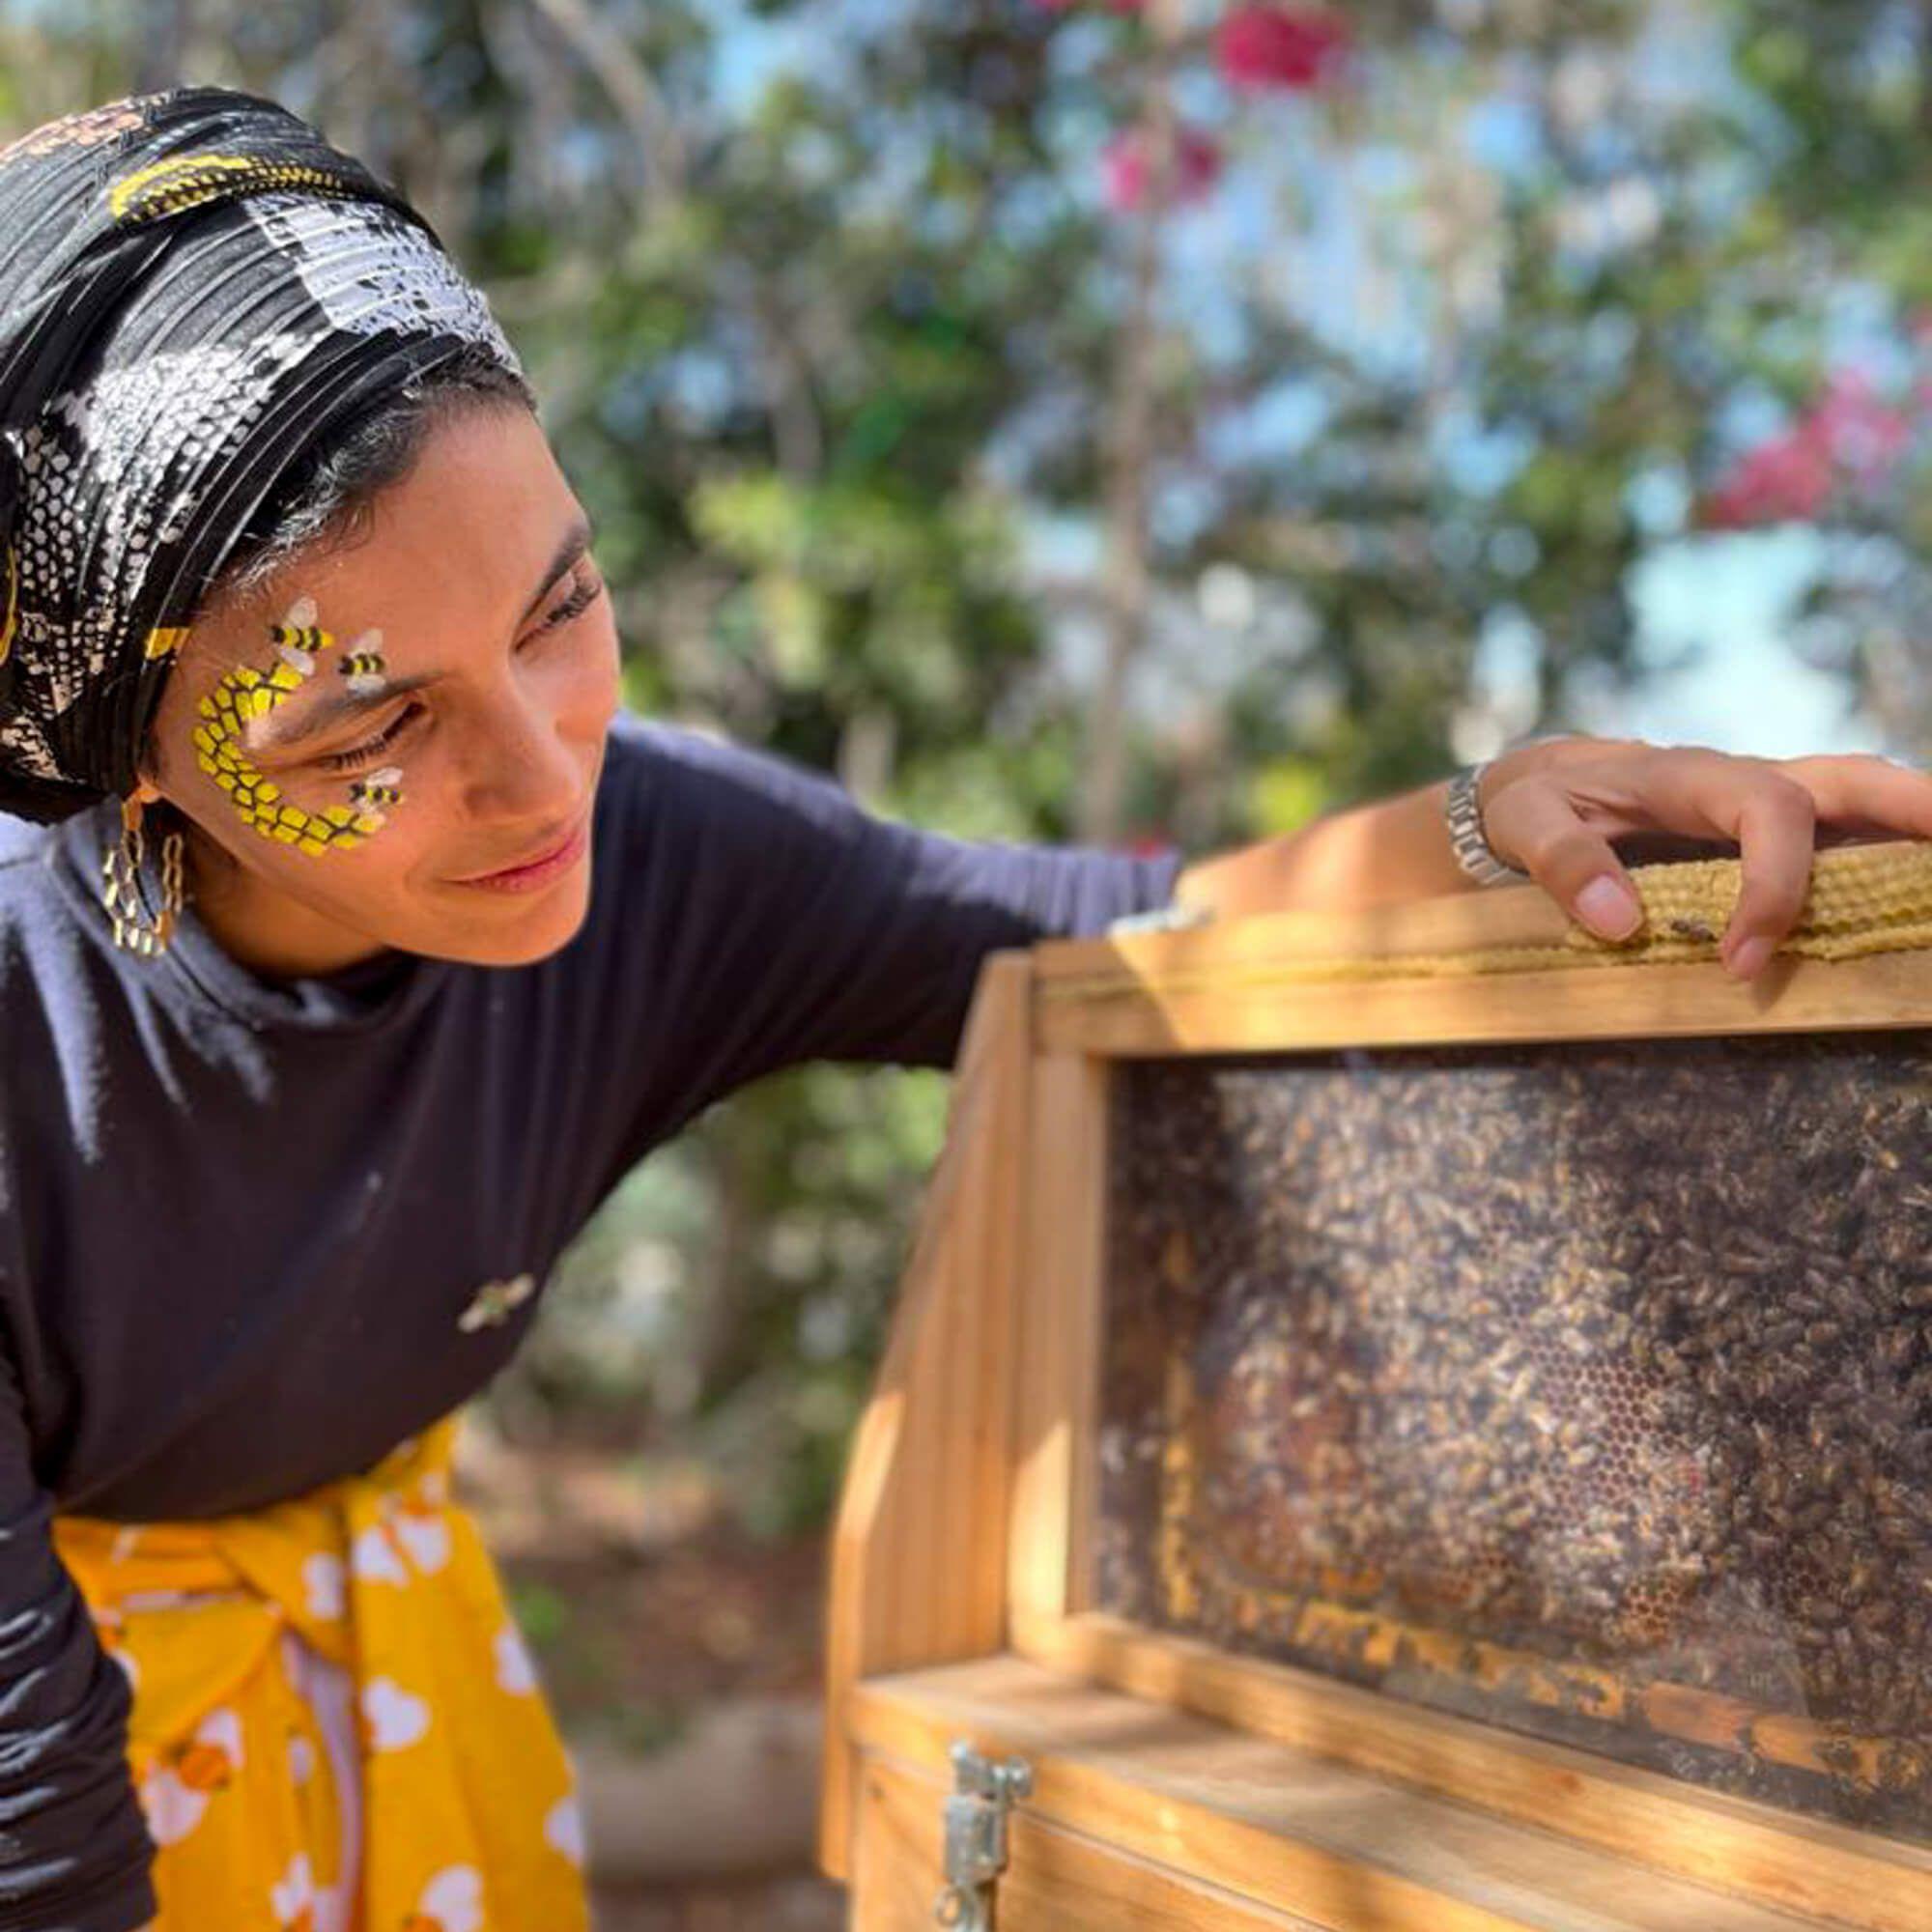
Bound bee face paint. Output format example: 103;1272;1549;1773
339;642;390;696
190;595;404;856
346;764;403;829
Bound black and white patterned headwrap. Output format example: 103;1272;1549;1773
0;84;527;823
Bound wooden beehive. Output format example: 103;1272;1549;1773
818;839;1932;1931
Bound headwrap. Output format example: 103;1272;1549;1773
0;84;528;823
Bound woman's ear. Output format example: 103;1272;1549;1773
130;719;175;810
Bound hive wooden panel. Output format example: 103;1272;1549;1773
1031;849;1932;1059
850;1746;1321;1930
850;1656;1857;1931
823;845;1932;1928
1011;1612;1932;1932
818;955;1033;1881
1009;1048;1112;1632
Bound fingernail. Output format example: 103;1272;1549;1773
1576;874;1642;940
1727;935;1772;979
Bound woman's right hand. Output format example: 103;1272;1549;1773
1478;736;1932;978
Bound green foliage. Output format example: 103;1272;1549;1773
7;0;1918;1533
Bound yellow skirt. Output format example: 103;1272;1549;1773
51;1408;591;1932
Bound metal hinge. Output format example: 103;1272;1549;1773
932;1740;1034;1929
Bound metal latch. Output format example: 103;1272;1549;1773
933;1739;1034;1928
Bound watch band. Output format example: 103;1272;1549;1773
1444;760;1532;886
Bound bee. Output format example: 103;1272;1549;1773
1878;1743;1928;1794
337;630;388;696
1878;1326;1917;1371
347;766;404;828
456;1271;536;1332
269;594;330;676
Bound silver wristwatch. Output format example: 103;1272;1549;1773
1444;760;1532;886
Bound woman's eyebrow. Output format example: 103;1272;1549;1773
245;513;596;753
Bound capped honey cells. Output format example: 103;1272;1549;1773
1095;1036;1932;1841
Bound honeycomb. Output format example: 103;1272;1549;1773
1095;1034;1932;1838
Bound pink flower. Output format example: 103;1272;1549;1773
1703;368;1917;528
1701;430;1834;529
1803;370;1911;485
1103;125;1223;213
1215;6;1351;93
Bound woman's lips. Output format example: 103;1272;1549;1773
453;811;591;891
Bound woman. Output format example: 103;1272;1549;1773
1;84;1928;1932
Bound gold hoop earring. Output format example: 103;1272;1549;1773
100;795;185;957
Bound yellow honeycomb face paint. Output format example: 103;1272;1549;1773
190;595;404;857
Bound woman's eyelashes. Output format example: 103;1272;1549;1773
312;567;605;774
319;702;420;773
542;565;604;630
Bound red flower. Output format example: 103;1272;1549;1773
1700;430;1833;529
1103;124;1224;213
1215;6;1351;93
1803;370;1911;485
1702;368;1917;529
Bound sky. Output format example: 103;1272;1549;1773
1598;535;1884;758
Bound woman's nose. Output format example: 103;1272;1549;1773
455;698;587;826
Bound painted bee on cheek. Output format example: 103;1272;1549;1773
338;647;389;696
348;766;405;829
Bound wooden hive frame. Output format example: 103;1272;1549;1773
819;840;1932;1931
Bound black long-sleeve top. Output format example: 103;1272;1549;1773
0;708;1183;1929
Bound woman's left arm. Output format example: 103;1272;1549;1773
1169;736;1932;981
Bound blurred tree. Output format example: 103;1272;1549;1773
2;0;1920;1533
1687;0;1932;753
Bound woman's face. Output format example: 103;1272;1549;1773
135;402;621;978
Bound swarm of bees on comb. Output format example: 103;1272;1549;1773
1099;1037;1932;1836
